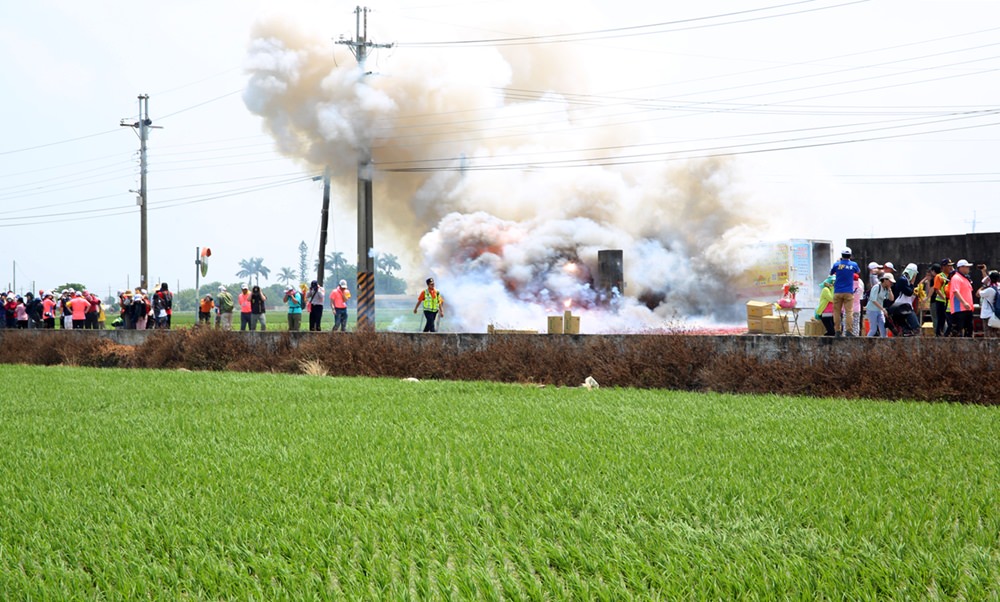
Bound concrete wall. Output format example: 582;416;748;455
846;232;1000;285
2;329;995;361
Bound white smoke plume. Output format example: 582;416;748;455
243;14;773;333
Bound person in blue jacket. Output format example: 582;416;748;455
830;247;860;337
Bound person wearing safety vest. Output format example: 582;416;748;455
413;277;444;332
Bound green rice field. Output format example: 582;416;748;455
2;365;999;599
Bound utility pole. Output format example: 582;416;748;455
336;6;393;331
120;95;161;290
317;167;331;286
965;210;980;234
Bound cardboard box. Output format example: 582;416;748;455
747;317;764;333
922;323;934;336
563;310;580;335
762;315;788;334
804;319;826;336
746;300;773;318
547;316;564;334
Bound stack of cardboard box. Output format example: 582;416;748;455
746;301;772;334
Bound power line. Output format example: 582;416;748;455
0;175;317;228
0;129;121;157
400;0;858;46
379;113;1000;172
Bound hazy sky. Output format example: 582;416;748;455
2;0;998;299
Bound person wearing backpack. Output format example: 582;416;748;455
977;270;1000;337
283;285;304;331
217;285;235;330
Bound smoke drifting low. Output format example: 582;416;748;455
243;15;769;332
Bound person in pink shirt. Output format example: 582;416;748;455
68;292;90;329
949;259;975;337
238;284;252;331
42;293;57;329
329;279;351;332
14;297;28;329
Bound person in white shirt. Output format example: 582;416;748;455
977;270;999;336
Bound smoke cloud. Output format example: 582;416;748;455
243;15;772;332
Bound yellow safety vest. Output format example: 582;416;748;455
422;289;441;312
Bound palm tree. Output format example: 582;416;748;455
236;257;271;287
277;267;297;286
376;253;401;276
315;251;348;284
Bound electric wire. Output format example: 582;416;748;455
400;0;856;46
380;113;1000;172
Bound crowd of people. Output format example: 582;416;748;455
2;288;108;330
817;247;1000;337
188;279;356;332
2;277;450;333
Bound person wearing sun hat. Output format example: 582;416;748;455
948;259;975;337
888;263;921;336
866;272;895;337
815;277;836;336
867;261;883;290
216;285;235;330
283;285;304;331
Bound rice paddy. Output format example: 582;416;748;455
1;365;998;599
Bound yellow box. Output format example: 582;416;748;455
747;317;763;333
746;300;773;318
762;315;788;334
804;319;826;336
563;311;580;334
922;323;934;336
547;316;564;334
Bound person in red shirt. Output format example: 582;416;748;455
238;285;252;331
68;292;90;329
41;293;57;329
83;290;100;330
949;259;975;337
329;279;351;332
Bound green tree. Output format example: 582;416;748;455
376;253;401;276
52;282;86;294
315;251;348;286
277;267;297;286
236;257;270;287
298;241;309;284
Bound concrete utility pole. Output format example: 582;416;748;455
336;6;393;331
120;95;161;290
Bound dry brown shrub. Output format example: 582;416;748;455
0;331;60;365
130;329;253;371
2;329;998;404
298;358;328;377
